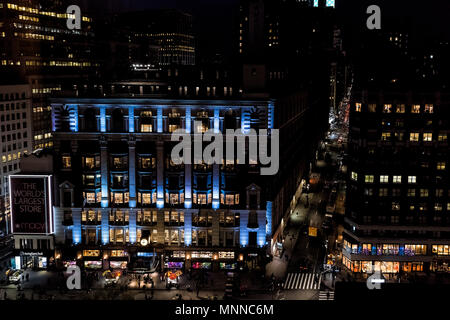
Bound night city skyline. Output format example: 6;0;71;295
0;0;449;315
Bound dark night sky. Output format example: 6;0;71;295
79;0;450;56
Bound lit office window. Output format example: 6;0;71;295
409;133;419;142
396;104;405;113
393;176;402;183
62;156;71;168
355;103;362;112
423;133;432;141
365;175;374;183
383;104;392;113
351;172;358;181
140;124;152;132
380;175;389;183
437;162;446;170
411;105;421;113
424;104;434;113
408;176;417;184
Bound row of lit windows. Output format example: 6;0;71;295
25;60;94;67
359;171;446;184
6;3;91;21
33;106;52;113
352;173;419;183
381;132;448;142
18;14;39;22
1;152;24;163
34;133;52;141
14;32;54;41
355;103;434;114
32;87;61;94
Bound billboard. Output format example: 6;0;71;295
9;175;53;234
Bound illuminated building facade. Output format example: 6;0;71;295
50;95;277;271
0;84;33;233
343;89;450;277
0;0;100;151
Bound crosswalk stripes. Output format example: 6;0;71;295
282;273;322;290
319;290;335;301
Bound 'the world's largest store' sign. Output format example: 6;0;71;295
9;175;54;234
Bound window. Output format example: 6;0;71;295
396;104;405;113
379;188;388;197
420;189;429;197
368;104;377;112
365;175;374;183
355;103;362;112
408;176;416;184
424;104;433;113
437;162;446;170
410;133;419;142
407;189;416;197
438;134;447;142
432;245;450;256
380;175;389;183
392;202;400;211
351;172;358;181
393;176;402;183
140;124;152;132
423;133;432;142
62;156;71;169
383;104;392;113
411;105;420;113
381;132;391;141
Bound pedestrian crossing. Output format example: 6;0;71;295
282;273;321;290
319;290;335;301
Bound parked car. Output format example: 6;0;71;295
9;270;24;284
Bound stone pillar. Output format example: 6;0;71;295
156;210;165;244
211;210;220;246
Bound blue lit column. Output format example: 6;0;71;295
268;103;274;130
129;209;136;244
184;210;192;246
214;108;220;133
128;106;135;133
157;106;163;133
185;163;192;209
100;105;106;132
266;201;273;237
128;139;136;208
212;165;220;209
68;105;79;132
241;109;250;133
100;138;109;208
240;211;248;247
101;208;109;244
185;107;191;133
257;211;267;247
156;140;164;208
72;208;81;244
